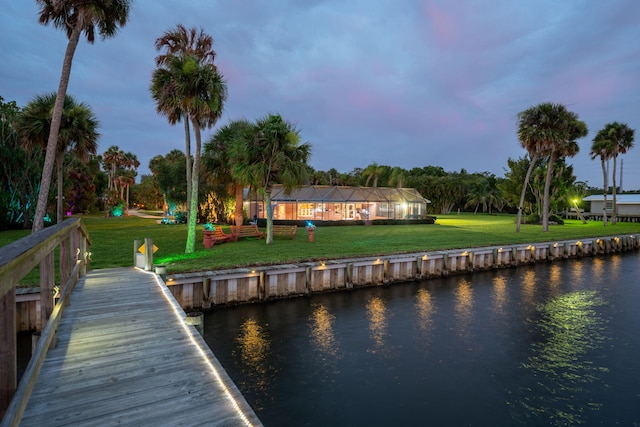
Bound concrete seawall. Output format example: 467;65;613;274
164;234;640;310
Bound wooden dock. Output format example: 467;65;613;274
17;268;262;427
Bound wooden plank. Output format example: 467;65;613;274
0;289;16;420
15;268;262;427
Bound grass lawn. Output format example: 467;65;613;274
3;213;640;284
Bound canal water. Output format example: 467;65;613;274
204;252;640;426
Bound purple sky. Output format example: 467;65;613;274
2;1;640;190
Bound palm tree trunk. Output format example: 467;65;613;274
184;115;192;218
33;24;82;232
611;156;618;225
126;184;130;216
265;189;274;245
56;156;64;224
542;155;556;232
185;122;200;254
516;154;538;232
235;183;244;226
601;159;608;226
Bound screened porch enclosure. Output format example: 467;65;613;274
246;185;429;221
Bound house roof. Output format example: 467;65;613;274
255;185;430;204
583;194;640;204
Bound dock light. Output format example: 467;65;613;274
553;243;558;248
461;251;468;256
251;270;256;274
497;247;503;252
422;255;428;260
576;241;582;246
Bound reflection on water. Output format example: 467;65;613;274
512;290;608;425
548;264;561;292
522;269;537;305
235;318;273;410
204;253;640;426
309;304;340;358
491;275;507;314
366;296;388;352
454;278;473;336
414;289;435;352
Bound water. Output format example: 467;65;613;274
204;253;640;426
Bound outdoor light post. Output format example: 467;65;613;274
306;221;316;243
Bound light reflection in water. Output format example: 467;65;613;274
512;290;608;426
590;257;605;283
570;260;584;290
491;276;507;314
235;318;273;409
414;289;435;351
366;296;388;351
548;264;561;293
454;278;473;335
309;304;340;358
522;269;536;305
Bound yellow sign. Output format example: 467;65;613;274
138;243;159;254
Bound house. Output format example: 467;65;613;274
245;185;430;221
582;194;640;221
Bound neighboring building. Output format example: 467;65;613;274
582;194;640;219
245;185;430;221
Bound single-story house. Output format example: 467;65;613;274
245;185;430;221
582;194;640;219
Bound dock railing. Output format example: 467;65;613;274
0;218;91;424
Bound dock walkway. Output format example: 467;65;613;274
18;268;261;426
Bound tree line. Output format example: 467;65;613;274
1;1;635;251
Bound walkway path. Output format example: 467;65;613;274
18;268;262;426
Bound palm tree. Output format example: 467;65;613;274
17;93;99;223
152;51;227;253
231;114;311;244
589;135;615;226
102;145;125;192
592;122;635;225
204;119;255;226
516;103;587;232
362;163;385;187
32;0;130;231
152;25;217;217
388;166;407;188
121;152;139;215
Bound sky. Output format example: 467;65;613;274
2;1;640;190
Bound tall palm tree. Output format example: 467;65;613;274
122;152;140;215
102;145;125;191
32;0;130;231
17;93;99;223
589;135;615;226
231;114;311;244
204;119;255;226
362;162;385;187
152;52;227;253
152;25;217;216
592;122;635;225
388;166;407;188
516;103;587;232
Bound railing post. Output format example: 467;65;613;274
0;288;16;419
40;252;55;348
144;237;153;271
59;236;71;294
80;235;88;277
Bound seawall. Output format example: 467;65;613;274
163;234;640;310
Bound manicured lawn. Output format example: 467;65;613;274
3;213;640;283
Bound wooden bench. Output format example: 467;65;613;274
203;228;235;248
230;224;264;240
271;224;297;239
